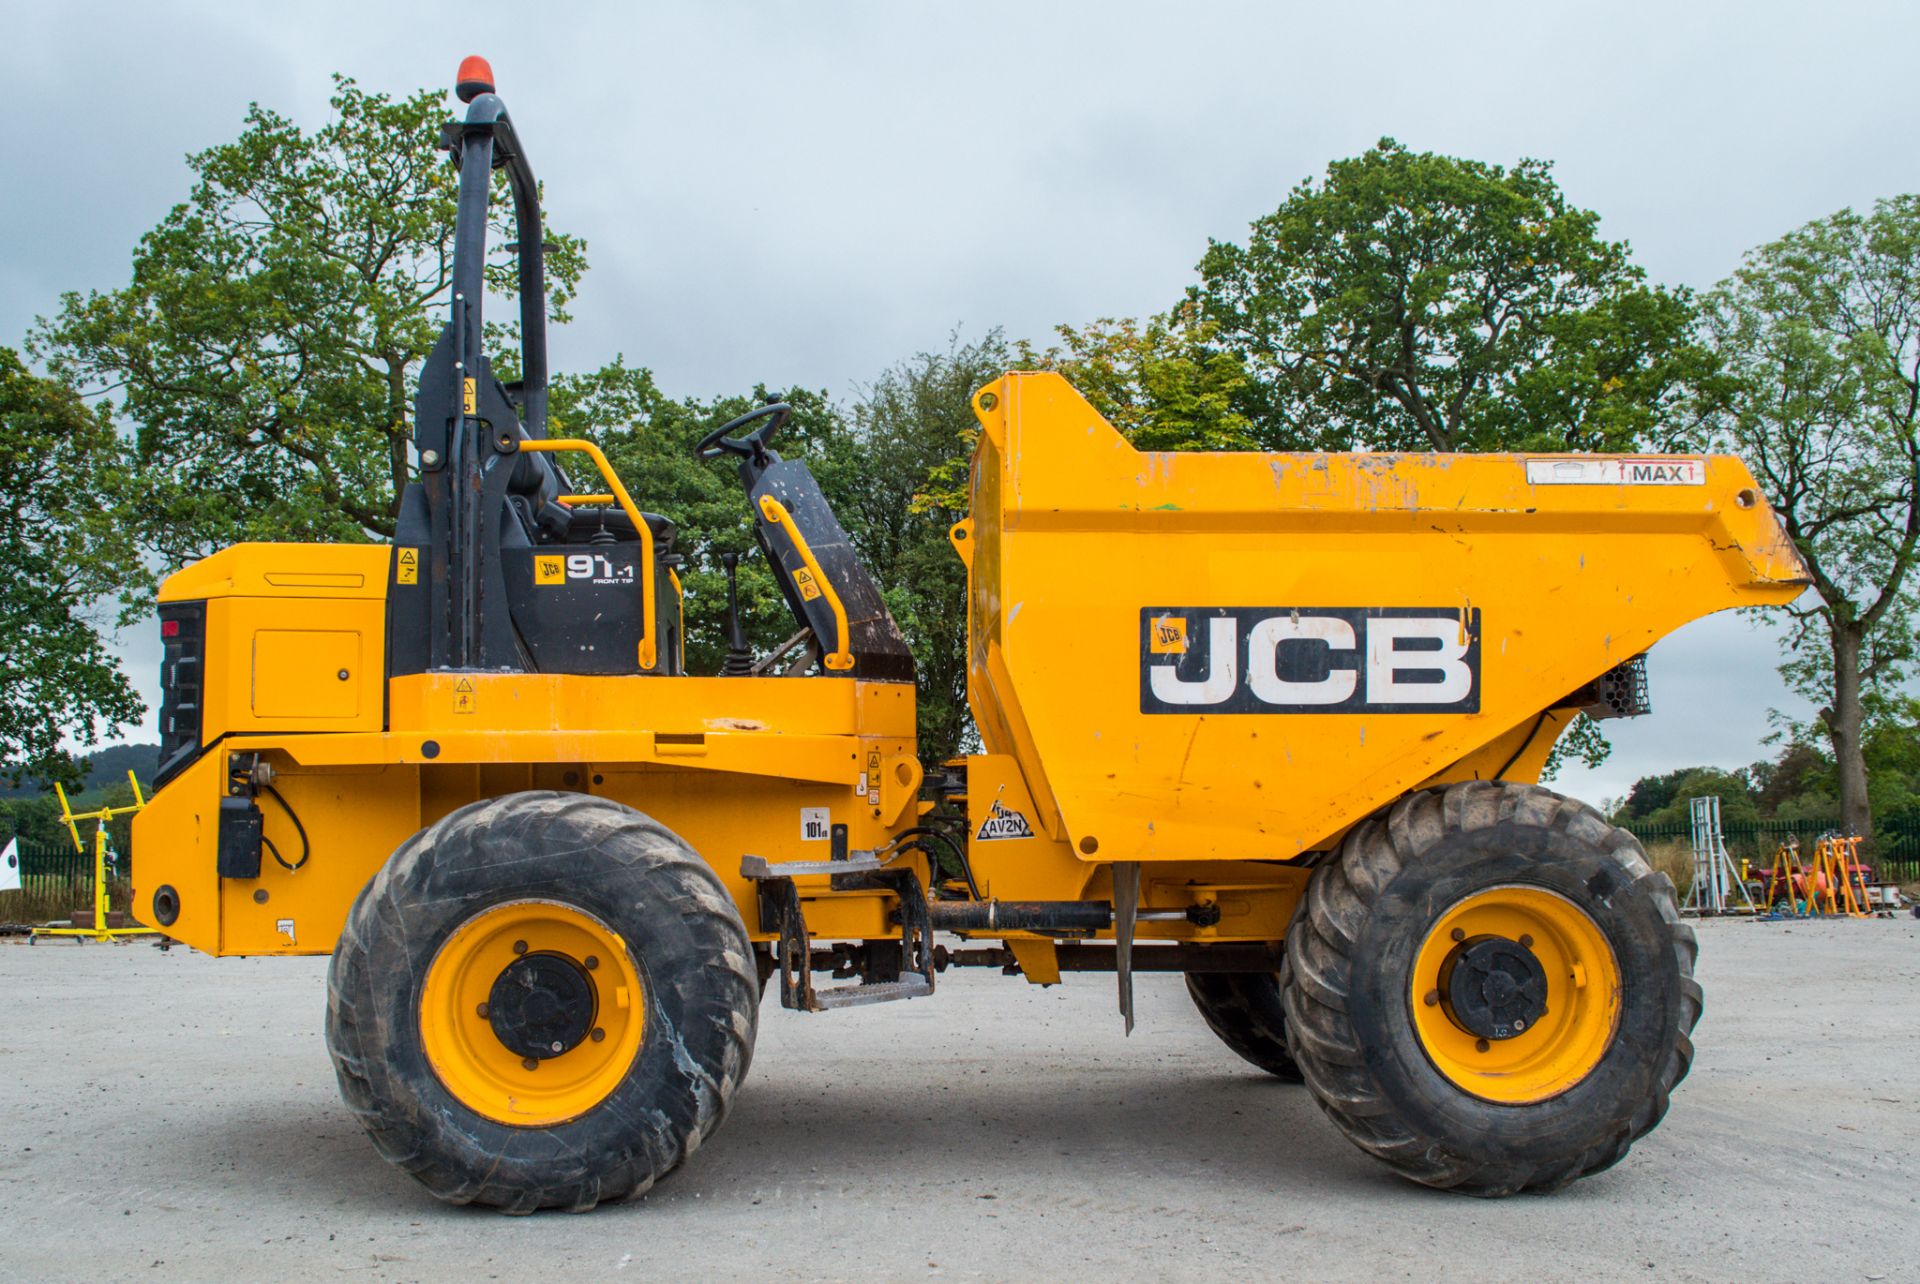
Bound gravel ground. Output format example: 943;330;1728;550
0;917;1916;1282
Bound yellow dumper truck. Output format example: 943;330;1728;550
131;59;1810;1211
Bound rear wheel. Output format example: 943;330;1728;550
1281;780;1699;1196
326;792;756;1212
1184;972;1303;1081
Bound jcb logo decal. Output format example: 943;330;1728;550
1140;607;1480;714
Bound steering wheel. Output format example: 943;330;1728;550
696;401;790;460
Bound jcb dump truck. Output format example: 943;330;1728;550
132;59;1810;1212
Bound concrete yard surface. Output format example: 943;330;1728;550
0;918;1916;1282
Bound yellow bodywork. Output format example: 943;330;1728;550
954;373;1808;869
134;542;920;956
133;371;1809;965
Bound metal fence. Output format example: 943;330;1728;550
1620;815;1920;885
1;843;116;918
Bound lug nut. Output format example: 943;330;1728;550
583;955;599;971
521;1056;538;1071
590;1028;605;1043
1518;934;1534;949
1422;989;1440;1007
549;1040;564;1054
475;1002;490;1019
1512;1018;1527;1032
1474;1038;1490;1053
1450;927;1466;943
513;940;528;955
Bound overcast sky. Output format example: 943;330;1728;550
10;0;1913;804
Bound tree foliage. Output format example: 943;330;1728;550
1615;714;1920;836
1191;138;1709;453
553;337;997;763
1697;195;1920;839
1015;304;1256;450
0;349;145;786
553;359;853;678
36;77;585;572
839;332;1013;762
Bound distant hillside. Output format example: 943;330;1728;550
0;743;160;800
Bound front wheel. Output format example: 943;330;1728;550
325;792;757;1212
1281;781;1699;1196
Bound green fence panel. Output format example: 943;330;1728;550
1620;815;1920;883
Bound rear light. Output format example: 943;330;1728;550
154;603;207;788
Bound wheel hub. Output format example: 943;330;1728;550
488;953;596;1059
1441;935;1548;1040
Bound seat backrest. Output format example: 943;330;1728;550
749;458;915;683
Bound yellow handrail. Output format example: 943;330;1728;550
516;439;659;670
757;494;855;672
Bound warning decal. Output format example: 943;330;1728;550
397;547;419;585
976;800;1035;841
453;676;476;715
793;567;823;601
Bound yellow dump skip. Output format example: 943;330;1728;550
958;372;1808;863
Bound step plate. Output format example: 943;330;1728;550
741;853;886;879
810;976;932;1010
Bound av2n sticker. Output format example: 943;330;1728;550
976;800;1035;841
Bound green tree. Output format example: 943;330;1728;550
35;76;585;572
841;332;1014;762
0;350;145;786
1696;196;1920;841
556;346;988;761
1191;138;1708;453
552;358;854;678
1617;765;1759;830
1015;304;1256;450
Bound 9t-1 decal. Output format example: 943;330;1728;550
1140;607;1481;714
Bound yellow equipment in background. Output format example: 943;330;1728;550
130;58;1811;1212
33;772;153;943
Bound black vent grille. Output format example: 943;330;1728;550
154;602;207;788
1583;654;1651;720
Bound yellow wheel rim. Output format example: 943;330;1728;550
419;899;645;1126
1409;885;1620;1104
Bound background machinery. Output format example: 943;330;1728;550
131;58;1813;1212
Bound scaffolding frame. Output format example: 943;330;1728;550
1684;795;1755;916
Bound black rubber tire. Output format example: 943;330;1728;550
325;792;757;1213
1281;780;1700;1197
1184;972;1305;1081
